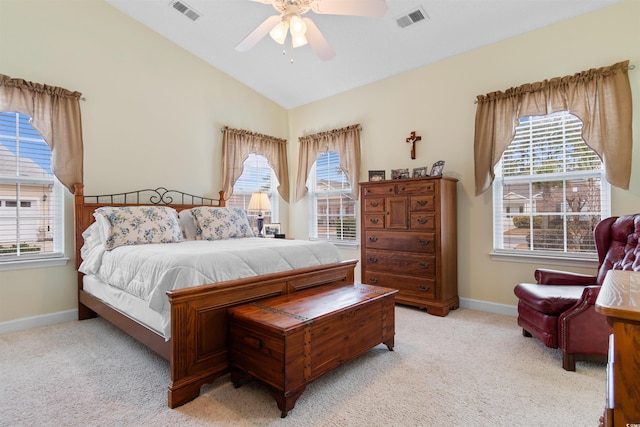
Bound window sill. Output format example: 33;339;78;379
490;251;598;269
0;257;70;272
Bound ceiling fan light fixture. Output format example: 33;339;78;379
289;15;307;36
291;33;308;48
269;20;289;44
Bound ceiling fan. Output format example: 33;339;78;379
235;0;388;61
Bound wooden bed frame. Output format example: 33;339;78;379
73;184;357;408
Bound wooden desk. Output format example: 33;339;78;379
595;270;640;427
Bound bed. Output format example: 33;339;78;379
73;184;357;408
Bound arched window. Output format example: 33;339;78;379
493;111;610;258
226;153;279;229
308;151;357;243
0;112;64;261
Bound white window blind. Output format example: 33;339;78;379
226;153;278;226
309;151;357;243
0;112;64;261
493;111;610;258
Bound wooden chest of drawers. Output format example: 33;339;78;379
360;176;458;316
227;283;397;417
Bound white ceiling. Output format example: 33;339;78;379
105;0;621;109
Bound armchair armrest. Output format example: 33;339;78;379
579;285;602;305
534;268;597;286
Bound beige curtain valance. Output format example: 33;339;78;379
0;74;84;192
221;126;290;202
474;60;633;196
295;123;361;203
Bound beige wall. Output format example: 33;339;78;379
288;0;640;307
0;0;288;323
1;0;639;324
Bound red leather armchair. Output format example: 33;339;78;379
514;214;640;371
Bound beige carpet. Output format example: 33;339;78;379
0;306;605;426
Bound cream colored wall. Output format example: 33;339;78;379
0;0;288;323
288;0;640;307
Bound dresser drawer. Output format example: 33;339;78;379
396;180;435;195
364;249;435;276
363;197;385;212
410;195;435;212
363;184;395;196
411;213;435;230
363;272;436;299
364;231;435;253
364;214;385;229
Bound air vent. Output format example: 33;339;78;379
396;6;428;28
170;1;201;21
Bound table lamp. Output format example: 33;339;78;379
248;191;271;237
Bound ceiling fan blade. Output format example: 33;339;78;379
312;0;388;17
235;15;281;52
302;18;335;61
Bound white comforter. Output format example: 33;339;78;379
79;238;343;315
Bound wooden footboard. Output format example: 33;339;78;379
166;259;357;408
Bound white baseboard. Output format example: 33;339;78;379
460;297;518;317
0;309;78;334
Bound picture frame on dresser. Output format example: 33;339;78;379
391;168;409;180
412;166;428;178
368;170;386;181
430;160;445;176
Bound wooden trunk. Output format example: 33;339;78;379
228;283;397;417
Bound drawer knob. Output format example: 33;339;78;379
368;257;378;263
417;218;427;224
368;277;378;284
369;236;378;242
370;201;379;207
419;285;430;292
419;262;429;269
418;240;431;246
370;218;379;224
416;200;427;206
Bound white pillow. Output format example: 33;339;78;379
94;206;184;250
178;209;198;240
80;222;104;260
190;207;255;240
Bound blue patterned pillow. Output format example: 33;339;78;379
190;207;255;240
94;206;184;250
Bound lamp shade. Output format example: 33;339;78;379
269;21;289;45
247;191;272;212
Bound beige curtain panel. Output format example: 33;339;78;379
221;126;290;202
296;123;361;203
474;60;633;196
0;74;84;192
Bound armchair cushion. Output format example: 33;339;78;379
514;283;585;315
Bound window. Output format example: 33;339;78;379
226;153;278;227
0;112;64;261
493;111;610;259
309;151;357;243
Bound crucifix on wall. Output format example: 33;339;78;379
405;131;422;160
